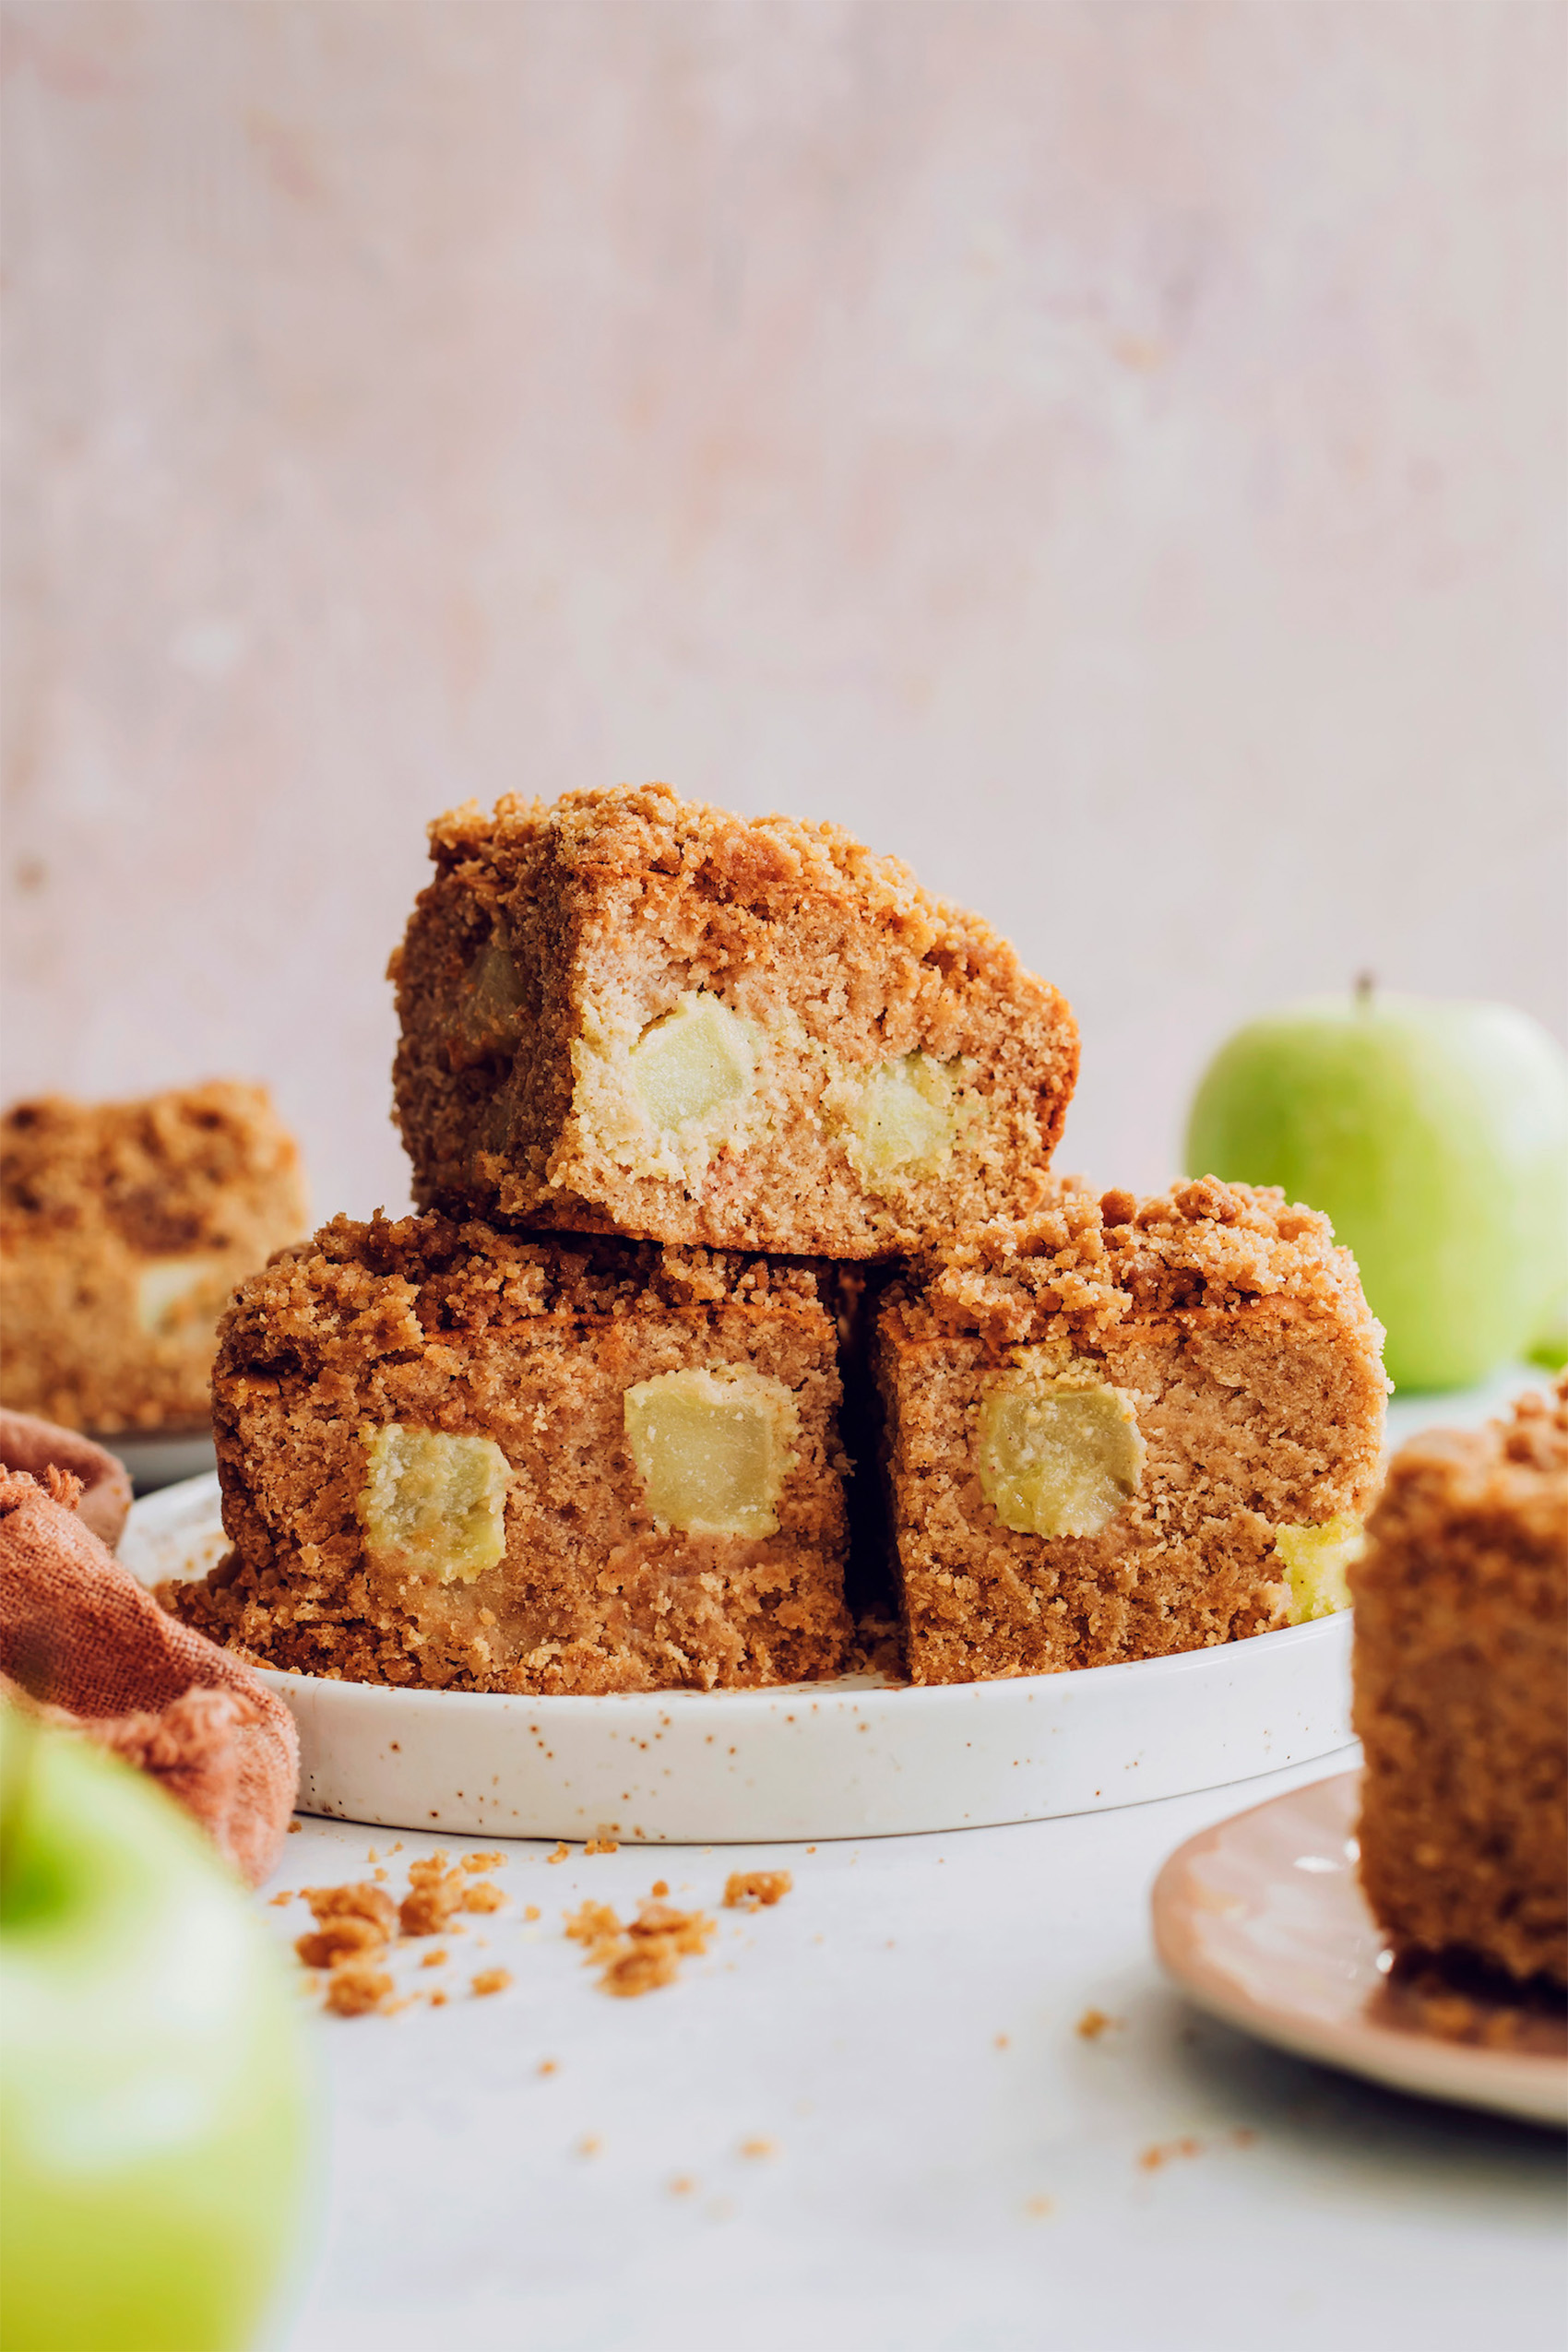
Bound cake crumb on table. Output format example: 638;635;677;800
324;1962;395;2018
1075;2008;1123;2040
539;2060;558;2076
399;1855;466;1936
470;1968;513;1998
576;2134;601;2157
567;1892;715;1997
523;1904;541;1923
739;2136;777;2159
546;1842;570;1864
295;1918;385;1969
420;1950;447;1969
723;1870;792;1910
304;1883;397;1932
669;2175;696;2197
1024;2195;1054;2218
428;1991;448;2008
462;1852;505;1871
461;1880;506;1913
1138;2137;1203;2171
585;1836;619;1855
268;1891;293;1907
651;1879;669;1898
288;1820;302;1834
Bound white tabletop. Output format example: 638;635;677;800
264;1745;1565;2352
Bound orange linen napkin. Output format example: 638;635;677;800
0;1462;298;1885
0;1408;134;1550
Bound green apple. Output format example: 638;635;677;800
0;1715;309;2352
1185;989;1568;1392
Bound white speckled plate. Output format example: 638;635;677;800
122;1472;1358;1842
93;1428;218;1494
1152;1771;1568;2127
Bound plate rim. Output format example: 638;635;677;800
1151;1769;1568;2128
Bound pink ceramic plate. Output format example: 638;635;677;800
1152;1771;1567;2128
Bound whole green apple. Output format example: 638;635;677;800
0;1715;309;2352
1185;990;1568;1392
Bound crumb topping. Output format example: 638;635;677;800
891;1178;1384;1349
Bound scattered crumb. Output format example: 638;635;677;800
366;1847;378;1862
651;1879;670;1898
603;1942;680;1998
428;1990;448;2008
268;1891;293;1907
295;1917;386;1969
567;1892;716;1998
724;1870;792;1911
1076;2008;1123;2041
461;1880;506;1914
399;1854;466;1937
420;1949;448;1969
462;1852;505;1871
739;2136;777;2159
471;1968;513;1998
1231;2128;1258;2148
669;2174;697;2196
994;2034;1010;2049
585;1836;619;1856
304;1882;397;1934
546;1842;570;1864
287;1820;302;1834
539;2059;558;2076
1024;2195;1053;2218
565;1900;624;1960
1137;2137;1204;2172
576;2133;601;2157
523;1904;541;1923
324;1962;395;2017
373;1868;387;1882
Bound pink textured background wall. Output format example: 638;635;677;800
4;0;1564;1221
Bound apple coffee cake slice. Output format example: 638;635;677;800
162;1214;853;1693
1352;1379;1567;1988
0;1083;307;1435
390;783;1078;1259
873;1179;1388;1685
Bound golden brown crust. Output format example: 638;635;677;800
161;1210;852;1694
1352;1379;1568;1987
391;783;1078;1258
875;1181;1388;1684
886;1177;1381;1349
0;1083;308;1433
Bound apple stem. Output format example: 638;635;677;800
1354;970;1376;1011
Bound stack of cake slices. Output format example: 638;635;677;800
166;784;1388;1693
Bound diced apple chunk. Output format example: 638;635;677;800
623;1367;799;1538
849;1052;956;1190
977;1372;1145;1538
629;993;755;1132
459;928;526;1055
359;1425;511;1584
1273;1515;1362;1623
136;1256;220;1338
